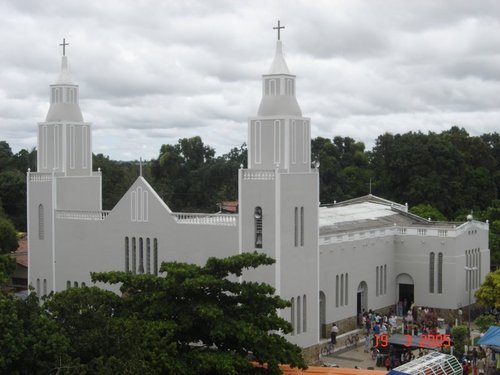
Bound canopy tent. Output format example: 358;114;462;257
477;325;500;352
388;352;461;375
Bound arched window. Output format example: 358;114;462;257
379;265;383;295
383;265;387;295
132;237;136;274
290;297;295;335
294;207;298;247
335;274;339;307
125;237;129;271
437;252;443;293
340;274;344;306
36;278;40;295
297;296;301;334
153;238;158;275
300;207;304;246
43;279;47;296
303;294;307;332
429;252;435;293
38;204;44;240
74;281;79;288
345;273;348;305
255;207;263;248
138;238;144;274
81;282;86;287
66;280;71;289
146;238;151;274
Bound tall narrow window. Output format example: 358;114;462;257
376;267;379;296
336;275;339;307
297;296;301;334
294;207;298;247
146;238;151;274
139;238;144;274
38;204;44;240
255;207;263;249
132;237;136;274
125;237;129;271
465;250;469;292
292;120;297;164
66;281;71;289
303;294;307;332
74;281;79;288
36;278;40;296
384;265;387;295
300;207;304;246
345;273;348;305
254;121;261;164
274;120;281;165
153;238;158;275
340;274;344;306
429;252;435;293
291;297;295;335
380;265;383;295
437;252;443;293
43;279;47;296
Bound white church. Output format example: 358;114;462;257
27;32;490;357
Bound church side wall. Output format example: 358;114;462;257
28;179;54;296
319;232;396;328
278;172;319;348
53;213;238;293
239;175;277;287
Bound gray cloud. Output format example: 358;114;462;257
1;0;499;160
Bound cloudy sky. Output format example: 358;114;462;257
1;0;499;161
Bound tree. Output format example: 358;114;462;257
0;291;71;373
0;217;18;255
409;204;447;221
89;252;307;374
475;269;500;308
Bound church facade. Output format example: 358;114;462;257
27;36;490;354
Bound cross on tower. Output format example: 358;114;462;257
59;38;69;56
273;20;285;41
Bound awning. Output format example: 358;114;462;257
477;325;500;352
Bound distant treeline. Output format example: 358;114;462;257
0;126;499;264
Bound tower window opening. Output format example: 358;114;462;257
255;207;263;249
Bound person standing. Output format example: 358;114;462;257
331;323;338;345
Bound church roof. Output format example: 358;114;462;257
319;195;460;236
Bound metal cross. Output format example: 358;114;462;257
59;38;69;56
273;20;285;41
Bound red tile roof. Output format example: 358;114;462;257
13;234;27;268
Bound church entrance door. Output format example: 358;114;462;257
357;281;367;316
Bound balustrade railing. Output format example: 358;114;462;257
56;210;110;220
172;213;237;226
242;169;275;180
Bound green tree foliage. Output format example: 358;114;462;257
311;136;372;203
409;204;447;221
475;269;500;309
0;292;70;374
451;325;468;357
87;252;306;374
474;314;496;333
0;217;18;255
371;127;497;219
150;137;246;212
93;154;138;210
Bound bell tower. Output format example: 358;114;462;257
28;39;102;295
239;22;319;348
